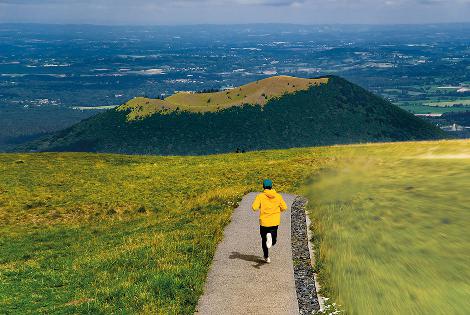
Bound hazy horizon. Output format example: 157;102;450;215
2;21;470;27
1;0;469;25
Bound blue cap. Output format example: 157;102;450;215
263;179;273;188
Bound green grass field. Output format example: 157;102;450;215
1;140;469;314
397;102;470;114
0;148;332;314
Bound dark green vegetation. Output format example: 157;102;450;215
23;76;445;155
420;111;470;138
443;111;470;126
0;105;95;152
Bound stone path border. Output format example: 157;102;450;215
290;196;321;314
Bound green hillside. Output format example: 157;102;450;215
1;140;468;314
22;76;446;155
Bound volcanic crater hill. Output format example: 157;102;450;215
22;75;446;155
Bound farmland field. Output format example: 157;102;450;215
424;99;470;107
396;103;470;114
1;140;469;314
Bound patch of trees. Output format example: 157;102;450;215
443;111;470;126
0;105;95;152
196;88;220;94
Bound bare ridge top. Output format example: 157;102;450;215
118;76;329;120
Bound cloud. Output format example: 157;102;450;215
0;0;469;24
233;0;306;6
0;0;304;4
0;0;468;6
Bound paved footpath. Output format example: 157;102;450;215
196;192;299;315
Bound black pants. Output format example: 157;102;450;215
260;225;278;258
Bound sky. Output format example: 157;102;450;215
0;0;469;25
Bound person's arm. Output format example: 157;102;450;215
252;195;261;212
280;196;288;212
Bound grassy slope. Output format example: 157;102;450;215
1;140;469;314
118;76;328;120
0;147;332;314
306;141;470;314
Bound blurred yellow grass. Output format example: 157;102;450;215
306;141;470;314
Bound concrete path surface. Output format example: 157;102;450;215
196;193;299;315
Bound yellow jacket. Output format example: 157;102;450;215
252;189;288;227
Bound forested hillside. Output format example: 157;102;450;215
22;76;446;155
0;106;95;152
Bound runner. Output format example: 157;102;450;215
252;179;288;263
